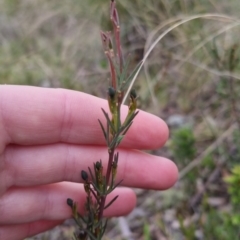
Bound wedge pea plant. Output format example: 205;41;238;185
66;1;139;239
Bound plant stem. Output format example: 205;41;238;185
98;148;115;220
67;2;138;239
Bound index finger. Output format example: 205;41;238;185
0;85;168;150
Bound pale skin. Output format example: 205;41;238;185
0;85;178;240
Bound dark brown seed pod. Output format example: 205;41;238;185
67;198;73;207
81;170;88;181
108;87;116;99
95;161;102;170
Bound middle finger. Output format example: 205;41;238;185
2;144;177;191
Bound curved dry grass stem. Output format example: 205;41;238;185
123;13;240;104
175;20;240;70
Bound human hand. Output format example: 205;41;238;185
0;85;178;240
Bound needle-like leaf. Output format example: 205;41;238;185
98;119;107;142
104;195;119;209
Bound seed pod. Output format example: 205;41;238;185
95;161;102;171
108;86;116;99
81;170;88;181
66;198;73;208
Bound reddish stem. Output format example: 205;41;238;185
98;149;115;220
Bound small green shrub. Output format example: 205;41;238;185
170;126;196;168
202;207;240;240
225;165;240;207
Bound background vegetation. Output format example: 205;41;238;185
1;0;239;239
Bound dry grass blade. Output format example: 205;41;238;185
175;20;240;70
123;13;239;104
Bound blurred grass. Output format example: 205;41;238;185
2;0;240;239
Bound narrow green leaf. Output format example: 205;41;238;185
121;61;142;91
98;119;107;142
106;116;110;146
119;55;131;85
100;219;108;238
107;179;123;194
121;111;139;135
121;121;133;136
109;131;122;149
116;135;124;146
124;111;139;127
88;167;95;183
101;108;116;134
117;107;121;132
89;188;101;204
84;229;98;240
112;60;121;87
104;195;119;209
78;213;88;224
91;181;103;196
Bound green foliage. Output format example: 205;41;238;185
170;127;196;167
202;208;240;240
178;215;196;240
201;154;215;169
225;165;240;207
143;222;151;240
178;202;240;240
